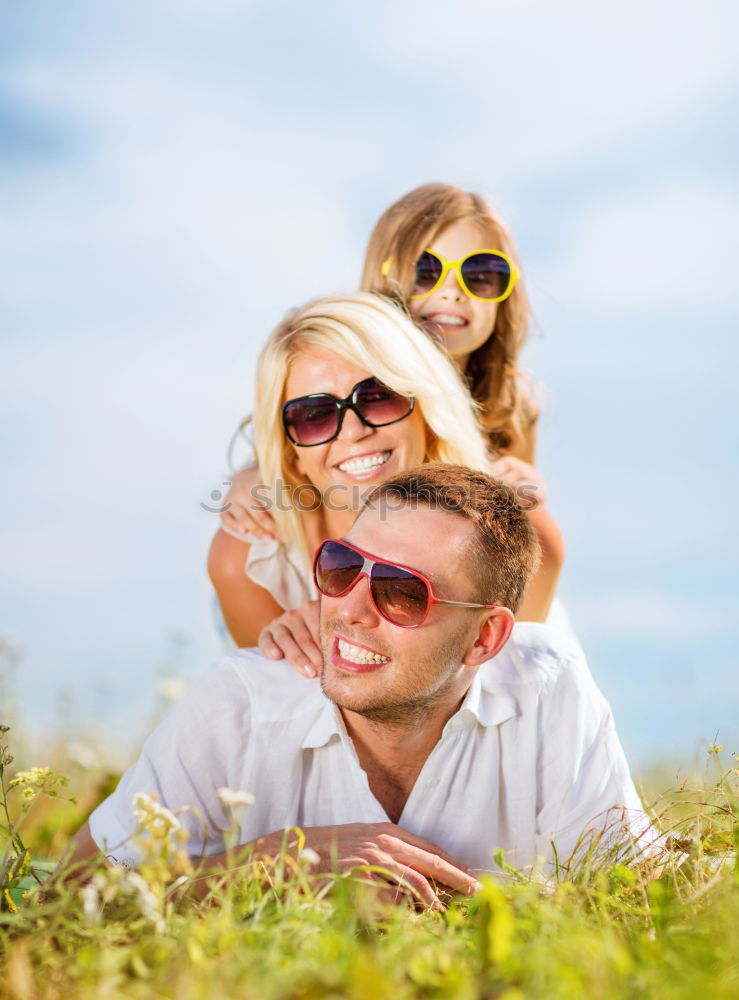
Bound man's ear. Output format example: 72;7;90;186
461;607;514;666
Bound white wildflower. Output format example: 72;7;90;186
217;787;256;809
80;873;113;924
81;883;99;923
159;677;188;702
66;741;98;769
81;873;103;923
299;848;320;866
121;871;166;933
133;792;181;832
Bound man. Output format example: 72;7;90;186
67;466;650;905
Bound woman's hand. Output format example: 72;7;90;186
258;600;322;678
220;466;281;540
489;454;547;509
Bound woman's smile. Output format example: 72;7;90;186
336;449;392;478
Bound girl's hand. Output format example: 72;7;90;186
489;454;547;510
220;466;281;540
258;600;322;678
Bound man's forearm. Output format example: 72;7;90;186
188;823;479;909
54;821;104;881
60;821;479;911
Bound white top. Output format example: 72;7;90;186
220;526;317;609
89;624;651;877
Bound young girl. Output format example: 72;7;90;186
216;185;564;640
360;183;538;464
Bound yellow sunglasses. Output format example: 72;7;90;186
382;248;518;303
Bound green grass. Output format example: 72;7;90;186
1;727;738;1000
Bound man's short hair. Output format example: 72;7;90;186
364;463;541;613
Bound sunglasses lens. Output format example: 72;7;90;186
460;253;511;300
413;251;442;295
371;563;429;626
283;396;338;446
314;540;430;626
314;540;364;595
354;378;413;427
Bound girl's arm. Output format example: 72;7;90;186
516;504;565;623
509;414;537;465
505;387;538;465
493;389;563;620
488;443;564;624
207;529;285;647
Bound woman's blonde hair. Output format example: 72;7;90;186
253;292;490;561
361;183;535;453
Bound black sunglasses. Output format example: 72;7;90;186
282;377;415;447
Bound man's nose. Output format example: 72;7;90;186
337;574;381;627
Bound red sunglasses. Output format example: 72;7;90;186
313;538;499;628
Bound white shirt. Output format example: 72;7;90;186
89;623;651;876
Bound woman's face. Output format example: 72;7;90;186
284;347;427;503
407;218;499;371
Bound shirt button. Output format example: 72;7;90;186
426;778;440;788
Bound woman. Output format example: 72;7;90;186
208;293;563;668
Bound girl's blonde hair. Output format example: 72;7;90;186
361;183;535;453
253;291;490;561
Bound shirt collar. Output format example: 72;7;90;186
301;691;343;749
453;669;519;729
301;669;519;749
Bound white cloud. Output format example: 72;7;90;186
541;178;739;313
373;0;739;175
569;587;731;639
0;528;124;588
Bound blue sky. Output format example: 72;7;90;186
1;0;738;770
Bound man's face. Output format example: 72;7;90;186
319;503;486;722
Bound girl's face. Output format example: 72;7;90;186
408;218;498;371
284;347;427;505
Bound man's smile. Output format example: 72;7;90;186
331;636;390;673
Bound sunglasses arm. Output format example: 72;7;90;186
434;600;501;610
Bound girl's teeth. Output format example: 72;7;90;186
338;638;389;665
338;451;390;474
425;314;466;326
